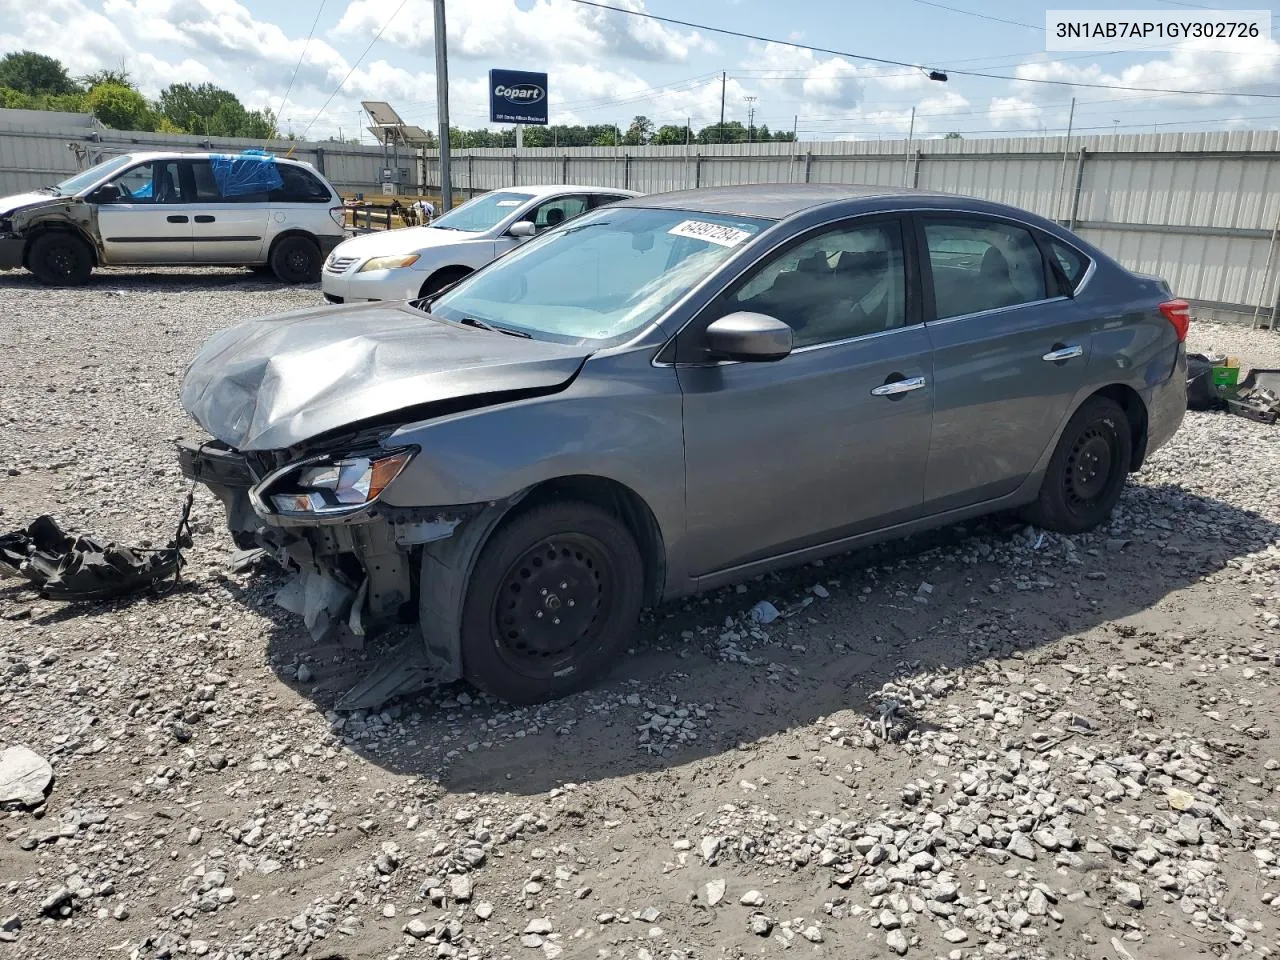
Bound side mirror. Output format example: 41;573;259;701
703;312;793;362
93;184;121;203
508;220;536;239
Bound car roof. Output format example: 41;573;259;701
614;183;951;220
489;184;641;198
112;150;316;167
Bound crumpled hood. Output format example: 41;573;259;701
331;225;490;260
0;192;65;219
180;301;590;451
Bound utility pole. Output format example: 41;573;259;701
792;114;798;141
433;0;453;211
718;71;726;144
903;106;915;187
686;117;691;145
1055;96;1076;223
744;96;757;142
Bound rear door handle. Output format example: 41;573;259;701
166;215;189;223
871;376;927;397
194;215;216;223
1042;344;1083;362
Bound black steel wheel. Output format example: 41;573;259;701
27;232;93;286
270;235;320;284
1025;395;1132;534
461;502;644;704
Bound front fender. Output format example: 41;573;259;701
378;346;687;577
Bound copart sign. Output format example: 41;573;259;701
489;69;549;126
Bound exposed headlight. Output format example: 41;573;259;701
260;449;414;516
359;254;420;272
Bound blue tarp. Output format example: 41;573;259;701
209;152;283;198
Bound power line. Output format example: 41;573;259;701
566;0;1280;100
296;0;410;142
904;0;1040;31
270;0;325;143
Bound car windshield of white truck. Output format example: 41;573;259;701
429;206;771;345
430;191;535;232
53;154;136;196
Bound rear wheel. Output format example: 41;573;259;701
1024;396;1132;534
460;502;644;704
27;233;93;286
270;236;320;284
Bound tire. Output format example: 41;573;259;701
460;501;645;705
269;235;320;284
249;264;274;277
1024;396;1132;534
418;266;470;300
27;232;93;286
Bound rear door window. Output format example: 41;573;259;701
530;195;590;231
923;218;1049;319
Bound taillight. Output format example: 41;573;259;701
329;206;346;228
1158;299;1190;343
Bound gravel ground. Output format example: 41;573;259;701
2;269;1280;960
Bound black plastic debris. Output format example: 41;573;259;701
0;511;191;603
1186;353;1223;411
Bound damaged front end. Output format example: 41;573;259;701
0;195;100;270
178;433;481;660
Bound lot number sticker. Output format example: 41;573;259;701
668;219;753;247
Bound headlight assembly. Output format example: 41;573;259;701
255;449;415;517
359;254;420;272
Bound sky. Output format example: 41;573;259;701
1;0;1279;142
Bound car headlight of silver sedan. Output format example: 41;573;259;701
358;254;420;272
253;449;415;517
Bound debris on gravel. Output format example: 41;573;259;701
1;276;1279;959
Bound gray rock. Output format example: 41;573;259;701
1114;880;1144;909
474;901;493;920
524;918;553;935
944;928;969;943
450;875;473;902
1007;832;1037;860
886;929;909;955
0;746;53;807
801;925;824;943
740;890;765;907
705;878;726;906
749;913;773;936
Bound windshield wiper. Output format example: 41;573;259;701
460;316;531;338
38;185;60;195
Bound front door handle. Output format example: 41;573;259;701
871;375;927;398
1042;344;1083;362
166;215;189;223
194;215;216;223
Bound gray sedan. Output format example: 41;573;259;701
179;184;1188;704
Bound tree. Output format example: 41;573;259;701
80;68;134;90
653;124;687;145
85;83;152;130
0;86;35;109
157;82;241;133
944;131;963;139
623;114;654;146
238;107;276;140
0;51;79;96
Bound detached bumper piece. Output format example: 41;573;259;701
0;515;188;602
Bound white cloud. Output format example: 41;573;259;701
333;0;710;64
986;95;1042;130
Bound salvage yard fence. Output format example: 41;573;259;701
423;131;1280;326
5;106;1280;324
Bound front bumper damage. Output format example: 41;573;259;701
177;438;508;695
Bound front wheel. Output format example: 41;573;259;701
460;502;644;705
1024;396;1132;534
27;233;93;286
270;236;320;284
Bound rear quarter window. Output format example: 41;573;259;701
1047;238;1090;293
269;165;332;203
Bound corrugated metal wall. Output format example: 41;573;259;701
8;106;1280;322
421;130;1280;322
0;108;392;196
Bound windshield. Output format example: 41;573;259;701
54;154;136;196
429;206;772;345
430;191;534;232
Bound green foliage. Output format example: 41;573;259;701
623;115;654;146
0;85;35;109
0;50;78;96
86;83;153;130
80;68;134;90
157;82;239;132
